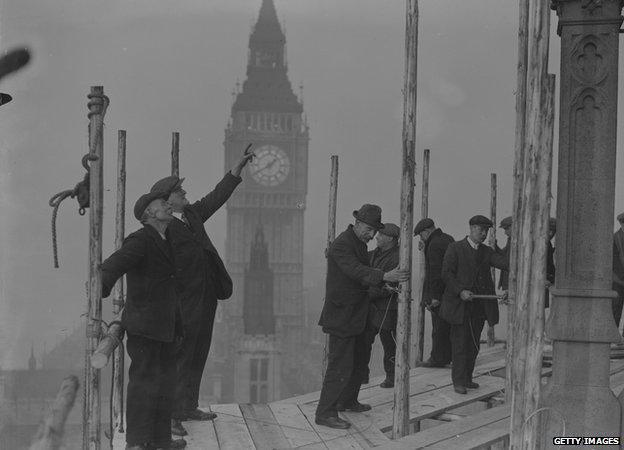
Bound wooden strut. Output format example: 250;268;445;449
393;0;418;439
84;85;107;450
488;173;497;347
171;132;180;177
29;376;80;450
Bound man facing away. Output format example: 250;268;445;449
315;205;409;429
365;222;400;388
440;215;508;394
414;218;454;368
611;212;624;331
101;192;186;450
150;153;252;435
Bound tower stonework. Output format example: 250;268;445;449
217;0;308;402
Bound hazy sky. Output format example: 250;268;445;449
1;0;623;369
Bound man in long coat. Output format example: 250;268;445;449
101;192;186;450
365;223;400;388
150;153;252;433
611;212;624;330
315;205;409;429
441;215;508;394
414;218;455;368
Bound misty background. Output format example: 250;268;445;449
1;0;623;370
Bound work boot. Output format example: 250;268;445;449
379;376;394;388
453;385;467;394
336;401;372;413
466;381;480;389
171;419;187;436
151;438;187;449
182;408;217;421
315;416;351;429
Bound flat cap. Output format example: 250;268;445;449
379;223;400;238
549;217;557;231
469;215;493;228
617;212;624;222
134;191;169;221
413;218;435;235
499;216;512;228
150;175;185;197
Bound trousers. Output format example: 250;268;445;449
449;306;485;387
126;333;176;446
430;307;452;364
315;332;369;419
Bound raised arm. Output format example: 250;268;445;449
190;172;242;223
101;235;146;298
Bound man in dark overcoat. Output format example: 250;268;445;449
414;218;455;368
150;153;252;433
440;215;508;394
315;205;409;429
364;223;400;388
101;192;186;450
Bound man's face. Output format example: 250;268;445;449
167;187;189;212
354;221;377;243
469;225;488;244
375;232;394;248
146;198;173;223
503;226;511;238
419;228;433;243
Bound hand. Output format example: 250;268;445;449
231;151;254;177
417;240;425;251
460;290;473;301
500;290;510;305
383;267;410;283
430;299;441;308
544;280;552;289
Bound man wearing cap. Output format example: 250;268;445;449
611;213;624;330
440;215;508;394
150;153;252;432
100;192;186;450
496;216;512;291
364;222;400;388
414;218;455;368
316;205;409;429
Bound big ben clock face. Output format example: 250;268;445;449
248;144;290;187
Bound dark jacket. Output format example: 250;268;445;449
422;228;455;305
615;229;624;288
169;172;242;318
367;244;400;330
101;225;181;343
440;238;509;326
319;225;385;337
497;241;510;291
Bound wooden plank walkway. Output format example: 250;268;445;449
110;345;624;449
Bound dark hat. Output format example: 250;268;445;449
469;215;493;228
134;191;169;221
499;216;512;228
617;212;624;222
379;223;400;238
413;218;435;235
352;204;383;230
549;217;557;231
150;175;185;197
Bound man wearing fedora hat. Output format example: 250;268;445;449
611;212;624;331
414;218;455;369
316;205;409;429
364;222;401;388
149;153;252;434
100;192;186;450
440;215;508;394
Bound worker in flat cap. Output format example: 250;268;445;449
149;152;253;435
316;205;409;429
414;218;454;369
362;222;401;388
440;215;508;394
611;213;624;331
496;216;512;291
100;192;187;450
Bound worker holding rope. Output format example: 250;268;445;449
100;191;186;450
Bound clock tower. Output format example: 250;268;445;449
218;0;308;402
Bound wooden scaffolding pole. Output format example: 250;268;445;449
487;173;497;347
112;130;126;434
506;0;529;403
393;0;418;439
84;86;107;450
322;155;339;373
412;148;429;364
171;131;180;177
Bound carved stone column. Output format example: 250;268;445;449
541;0;623;445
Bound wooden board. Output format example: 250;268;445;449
423;418;509;450
269;402;326;449
240;403;291;450
299;403;363;449
211;403;257;450
341;410;391;448
183;405;220;450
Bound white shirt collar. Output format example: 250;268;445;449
467;236;480;250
